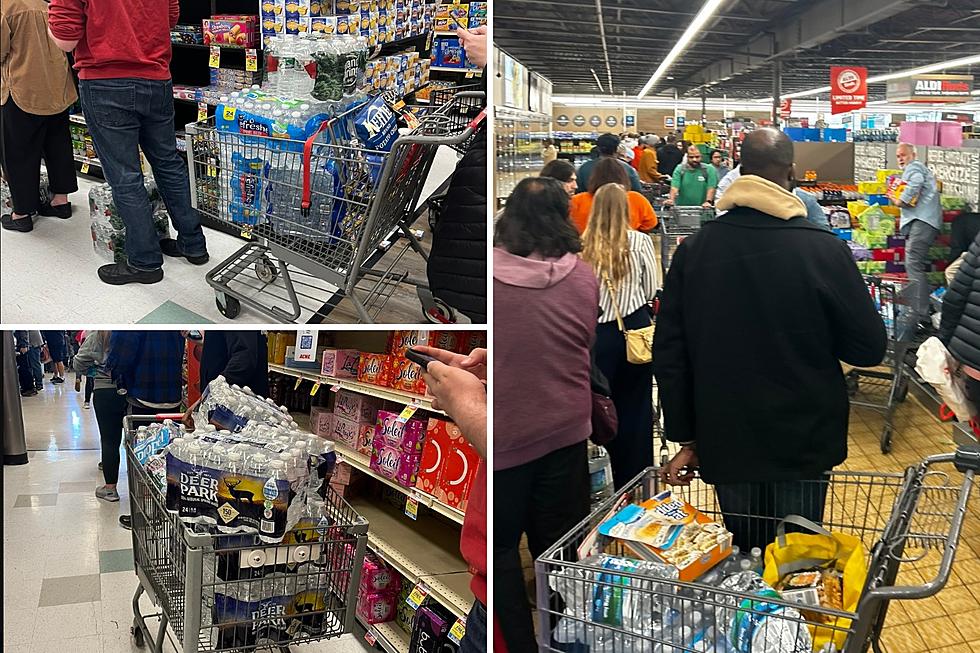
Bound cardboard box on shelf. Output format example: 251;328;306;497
310;406;335;437
330;414;375;453
334;388;382;423
432;430;480;511
357;353;395;387
415;418;453;495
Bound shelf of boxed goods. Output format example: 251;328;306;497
430;65;481;75
347;495;473;620
268;362;444;416
360;620;410;653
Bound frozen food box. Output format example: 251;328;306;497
598;490;733;582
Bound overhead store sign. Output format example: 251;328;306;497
941;112;974;124
830;67;867;115
779;99;792;119
887;74;973;103
605;115;618;127
664;117;675;129
589;115;602;127
556;115;569;127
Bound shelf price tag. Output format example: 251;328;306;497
447;618;466;645
465;70;474;78
364;629;377;646
197;102;208;122
80;162;90;174
310;382;321;397
404;495;419;521
405;583;429;610
245;48;258;72
240;226;252;239
330;384;341;392
209;45;221;68
294;378;303;391
396;401;420;424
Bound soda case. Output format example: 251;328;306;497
370;437;421;487
310;406;334;436
89;181;172;264
394;582;414;633
431;429;480;511
390;358;426;395
320;348;360;377
374;410;426;453
328;414;375;454
357;353;395;387
334;388;381;423
387;330;486;357
411;602;459;653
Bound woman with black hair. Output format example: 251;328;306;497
493;176;599;652
539;158;577;196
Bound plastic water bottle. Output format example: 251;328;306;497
749;547;764;574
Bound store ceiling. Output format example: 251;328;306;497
494;0;980;101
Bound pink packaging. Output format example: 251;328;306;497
333;350;361;379
310;406;334;437
330;415;374;453
356;589;397;624
937;122;963;148
374;410;426;454
899;121;938;147
370;437;422;487
334;389;382;423
360;555;401;594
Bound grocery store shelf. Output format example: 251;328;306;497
348;497;472;620
268;363;443;415
172;42;262;52
74;155;101;167
356;617;410;653
430;66;481;75
335;442;465;525
69;114;86;125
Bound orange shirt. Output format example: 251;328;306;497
569;191;659;234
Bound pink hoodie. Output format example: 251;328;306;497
493;247;599;470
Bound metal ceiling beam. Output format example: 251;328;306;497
493;15;750;38
495;0;771;22
682;0;916;91
496;27;735;48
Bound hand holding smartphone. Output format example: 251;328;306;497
405;347;438;369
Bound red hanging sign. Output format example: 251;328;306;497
779;99;792;118
830;67;867;115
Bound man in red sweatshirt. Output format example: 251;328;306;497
48;0;208;285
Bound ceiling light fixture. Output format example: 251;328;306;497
753;53;980;102
591;68;606;94
637;0;727;99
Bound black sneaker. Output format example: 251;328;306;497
52;376;65;384
38;201;72;219
20;389;38;397
98;262;164;285
159;238;210;265
1;213;33;232
119;515;133;530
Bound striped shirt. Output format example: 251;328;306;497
596;230;659;324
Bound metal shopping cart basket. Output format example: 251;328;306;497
846;276;918;454
536;442;978;653
185;94;486;323
659;205;715;278
123;415;369;652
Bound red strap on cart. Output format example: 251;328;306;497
301;120;333;213
939;403;957;422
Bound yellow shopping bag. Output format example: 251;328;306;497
762;515;868;649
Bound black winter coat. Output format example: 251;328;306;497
199;331;269;397
427;120;487;323
653;209;887;483
940;232;980;369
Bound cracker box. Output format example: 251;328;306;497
370;437;422;487
433;438;480;511
415;418;455;495
597;490;733;582
329;349;360;379
357;353;394;387
334;388;382;423
336;0;360;12
390;358;427;396
336;15;350;34
374;409;426;453
332;460;355;485
311;16;337;33
310;406;335;437
203;15;258;47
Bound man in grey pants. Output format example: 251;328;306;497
893;143;942;326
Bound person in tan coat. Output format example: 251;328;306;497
636;134;667;183
0;0;78;232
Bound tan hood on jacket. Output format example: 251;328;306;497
716;174;806;220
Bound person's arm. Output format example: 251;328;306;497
0;16;11;67
666;167;681;205
638;233;658;297
940;234;980;345
14;331;29;352
704;166;717;206
47;0;83;51
169;0;180;29
820;243;888;366
652;243;695;443
633;193;658;232
417;348;487;458
642;150;659;182
72;333;102;375
221;333;261;387
628;164;642;192
898;166;926;208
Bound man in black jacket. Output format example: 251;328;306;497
183;331;268;431
654;128;887;550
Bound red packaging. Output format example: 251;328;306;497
455;330;487;355
415;418;454;495
432;330;464;353
433;431;482;511
357;353;394;387
390;358;427;395
386;330;435;356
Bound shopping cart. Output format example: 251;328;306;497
659;205;715;278
426;85;485;155
536;443;978;653
185;93;486;323
124;415;369;652
846;276;918;454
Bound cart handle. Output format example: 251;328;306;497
863;449;976;602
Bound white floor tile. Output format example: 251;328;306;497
31;602;102;641
4;607;37;646
30;634;103;653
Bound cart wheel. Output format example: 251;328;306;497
216;294;241;319
880;426;893;454
846;375;859;397
895;379;909;402
131;623;145;648
424;298;456;324
254;256;278;284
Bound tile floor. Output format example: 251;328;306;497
1;145;460;325
3;377;376;653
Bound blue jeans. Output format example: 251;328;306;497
78;78;207;271
460;600;486;653
28;347;43;388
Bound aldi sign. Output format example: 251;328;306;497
887;74;974;103
830;66;867;115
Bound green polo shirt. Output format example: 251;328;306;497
671;163;717;206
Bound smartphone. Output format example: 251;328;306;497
405;348;438;369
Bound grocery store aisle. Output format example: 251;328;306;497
3;384;375;653
1;145;463;324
